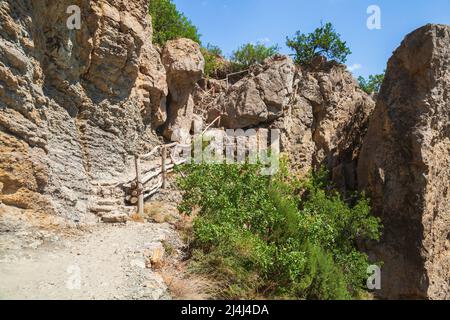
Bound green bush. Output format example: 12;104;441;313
358;73;385;94
149;0;201;46
286;22;351;65
176;160;382;300
201;44;228;78
230;43;280;71
203;43;222;56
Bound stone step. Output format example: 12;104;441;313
95;198;122;206
89;205;116;215
101;213;130;224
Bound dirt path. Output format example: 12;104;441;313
0;221;183;300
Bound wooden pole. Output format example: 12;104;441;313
161;146;167;189
201;115;221;135
135;155;144;217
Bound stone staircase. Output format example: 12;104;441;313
87;143;188;223
89;180;136;223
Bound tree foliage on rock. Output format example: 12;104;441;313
201;44;228;78
149;0;201;46
231;43;280;70
286;22;351;65
358;73;385;94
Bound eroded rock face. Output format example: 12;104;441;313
205;56;374;188
161;38;204;142
0;0;163;223
275;60;375;187
138;15;168;128
208;55;295;129
358;24;450;299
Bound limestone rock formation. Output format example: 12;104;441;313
358;24;450;299
0;0;163;223
205;56;374;188
283;60;375;189
208;55;295;129
138;16;168;128
162;38;204;142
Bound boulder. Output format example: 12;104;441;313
205;56;374;189
209;55;295;129
358;24;450;299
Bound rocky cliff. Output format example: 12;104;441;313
0;0;203;225
358;24;450;299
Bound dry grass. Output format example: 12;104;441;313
130;212;145;223
143;201;179;224
174;207;199;243
160;265;218;300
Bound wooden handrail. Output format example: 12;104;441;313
225;69;250;90
202;115;221;135
141;146;161;160
128;141;190;215
140;142;178;160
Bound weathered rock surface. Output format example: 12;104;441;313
162;38;204;142
205;56;374;187
274;59;375;187
137;16;168;128
358;24;450;299
208;55;295;129
0;0;163;223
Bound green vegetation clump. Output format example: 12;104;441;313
286;22;351;65
358;73;385;94
176;160;381;300
148;1;355;76
148;0;356;75
230;43;280;71
201;44;228;78
202;42;280;78
149;0;201;46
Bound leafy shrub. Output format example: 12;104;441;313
176;160;381;300
286;22;351;65
358;73;385;94
149;0;201;46
203;43;222;56
201;44;228;78
230;43;280;71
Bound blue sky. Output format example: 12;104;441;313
172;0;450;78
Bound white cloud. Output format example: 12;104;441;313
347;63;362;72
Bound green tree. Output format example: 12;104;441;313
149;0;201;46
231;43;280;70
286;22;351;65
358;73;385;94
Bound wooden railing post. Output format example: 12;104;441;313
135;155;144;216
161;146;167;189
